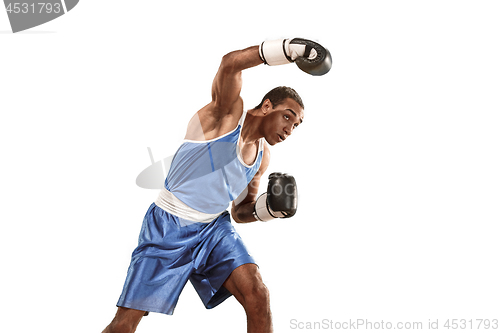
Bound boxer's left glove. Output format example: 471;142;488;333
259;38;332;76
254;173;298;222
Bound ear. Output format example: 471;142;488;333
262;99;273;115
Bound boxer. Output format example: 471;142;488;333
102;37;331;333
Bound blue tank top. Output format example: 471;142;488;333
165;112;264;214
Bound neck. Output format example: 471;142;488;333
240;109;264;144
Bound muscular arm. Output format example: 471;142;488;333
210;45;263;117
186;45;263;141
231;144;270;223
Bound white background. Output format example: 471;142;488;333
1;1;499;332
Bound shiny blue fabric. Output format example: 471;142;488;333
117;203;256;315
118;114;262;315
165;124;263;214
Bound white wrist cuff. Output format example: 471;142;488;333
253;193;276;222
259;39;292;66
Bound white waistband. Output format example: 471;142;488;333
155;187;223;223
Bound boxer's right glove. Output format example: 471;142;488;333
259;38;332;76
253;173;298;222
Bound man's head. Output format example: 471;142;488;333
254;86;304;111
256;86;305;146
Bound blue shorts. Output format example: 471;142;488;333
117;203;256;315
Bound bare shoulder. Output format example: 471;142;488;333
184;98;244;141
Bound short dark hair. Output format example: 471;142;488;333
254;86;304;110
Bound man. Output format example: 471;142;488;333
102;38;331;333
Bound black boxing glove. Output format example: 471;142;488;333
259;38;332;76
253;173;298;222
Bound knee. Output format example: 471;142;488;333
244;282;270;311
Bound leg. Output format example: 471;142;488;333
102;307;146;333
223;263;273;333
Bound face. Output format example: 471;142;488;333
262;98;304;146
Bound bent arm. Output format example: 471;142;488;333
211;45;263;116
231;144;270;223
